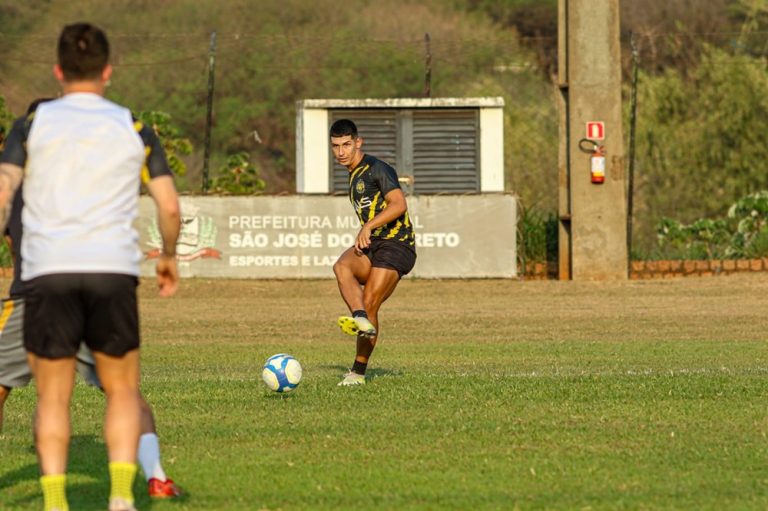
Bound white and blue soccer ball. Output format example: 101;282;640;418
262;354;302;393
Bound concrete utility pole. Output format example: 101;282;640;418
557;0;627;280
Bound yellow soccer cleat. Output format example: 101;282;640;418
337;316;377;338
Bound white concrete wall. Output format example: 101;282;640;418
137;194;517;279
479;107;505;192
295;107;329;193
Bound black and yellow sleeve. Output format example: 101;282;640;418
132;120;173;185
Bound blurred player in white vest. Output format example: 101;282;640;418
0;22;180;511
0;99;183;502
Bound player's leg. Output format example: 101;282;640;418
0;297;32;432
76;344;181;499
333;247;377;336
27;352;77;511
28;354;76;472
85;274;142;510
24;276;87;511
0;385;9;431
340;267;400;385
333;246;370;311
138;396;183;498
339;240;416;386
93;349;141;511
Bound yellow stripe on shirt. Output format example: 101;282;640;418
133;121;152;184
0;300;15;330
367;192;381;222
141;146;151;185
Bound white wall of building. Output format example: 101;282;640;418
295;106;329;193
137;194;517;279
479;106;505;192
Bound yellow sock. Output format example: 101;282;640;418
108;462;137;504
40;474;68;511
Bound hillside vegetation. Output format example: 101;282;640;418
1;0;767;256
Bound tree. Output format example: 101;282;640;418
211;152;266;195
0;95;15;143
632;44;768;252
135;111;193;178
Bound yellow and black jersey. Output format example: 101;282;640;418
349;154;415;247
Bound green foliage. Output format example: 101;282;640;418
135;111;193;177
656;191;768;259
211;151;266;195
0;240;12;268
727;191;768;257
633;44;768;253
0;95;15;142
517;206;557;264
0;0;548;194
656;217;731;260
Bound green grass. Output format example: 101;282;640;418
1;276;768;510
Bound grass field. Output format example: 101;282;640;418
1;274;767;510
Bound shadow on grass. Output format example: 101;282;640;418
264;391;300;400
319;364;404;381
0;433;188;510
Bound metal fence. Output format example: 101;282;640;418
2;22;767;271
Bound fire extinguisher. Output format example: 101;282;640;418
590;145;605;184
579;138;606;185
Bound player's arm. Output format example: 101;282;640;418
146;176;180;258
355;188;407;251
366;188;407;231
0;163;22;233
0;117;29;234
138;121;181;297
355;164;408;251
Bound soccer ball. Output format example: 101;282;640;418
262;354;302;393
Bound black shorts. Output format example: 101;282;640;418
363;238;417;278
23;273;140;359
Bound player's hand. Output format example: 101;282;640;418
355;224;372;251
156;254;179;297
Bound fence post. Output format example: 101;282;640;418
424;33;432;98
202;30;217;194
627;32;640;276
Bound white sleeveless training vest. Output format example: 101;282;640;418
21;93;146;280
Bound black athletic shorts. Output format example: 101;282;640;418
363;238;417;278
23;273;140;359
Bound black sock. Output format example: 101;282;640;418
352;310;368;319
352;360;368;375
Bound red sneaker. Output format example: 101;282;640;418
148;478;183;498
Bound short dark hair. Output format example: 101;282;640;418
329;119;358;139
57;23;110;81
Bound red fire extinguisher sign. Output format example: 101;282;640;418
586;121;605;140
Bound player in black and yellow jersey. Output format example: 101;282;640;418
330;119;416;386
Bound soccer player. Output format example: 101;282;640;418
0;22;180;511
0;140;182;498
330;119;416;386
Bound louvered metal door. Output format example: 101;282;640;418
329;108;479;195
412;109;479;194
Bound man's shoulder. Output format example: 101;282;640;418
366;154;397;173
37;96;134;128
130;117;161;147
